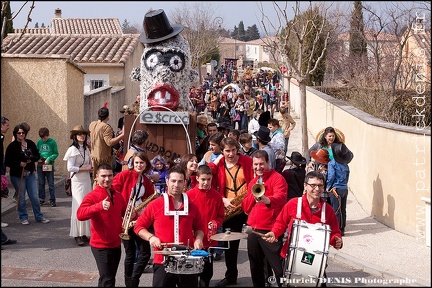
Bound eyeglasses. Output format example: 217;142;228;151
17;132;26;135
306;183;325;190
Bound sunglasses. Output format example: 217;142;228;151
17;132;26;135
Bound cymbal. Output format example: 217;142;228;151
153;250;183;255
210;232;248;241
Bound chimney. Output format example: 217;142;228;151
54;8;62;18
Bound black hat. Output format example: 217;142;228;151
287;151;306;165
331;143;353;164
254;126;271;143
217;122;232;130
140;9;184;44
258;111;271;126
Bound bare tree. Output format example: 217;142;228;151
1;1;35;50
259;1;338;155
170;3;224;84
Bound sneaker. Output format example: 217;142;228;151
50;200;57;207
213;253;222;261
81;235;90;242
2;239;17;245
215;278;237;287
37;218;50;224
39;200;45;206
1;222;9;228
21;220;30;225
75;237;84;246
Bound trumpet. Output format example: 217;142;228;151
127;190;159;229
252;176;265;200
119;175;143;240
120;190;139;240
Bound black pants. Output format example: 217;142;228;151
123;227;151;280
91;246;121;287
153;263;199;287
247;231;284;287
199;249;214;287
221;212;248;282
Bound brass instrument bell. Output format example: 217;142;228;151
251;176;265;200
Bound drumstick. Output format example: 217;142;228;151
243;225;277;242
160;242;184;246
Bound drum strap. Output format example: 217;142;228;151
296;197;326;223
163;193;189;243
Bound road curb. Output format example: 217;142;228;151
329;247;428;286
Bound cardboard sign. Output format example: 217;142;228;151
140;111;190;125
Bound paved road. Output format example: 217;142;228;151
2;186;393;287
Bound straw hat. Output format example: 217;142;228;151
70;125;89;139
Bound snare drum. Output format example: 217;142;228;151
283;219;331;287
164;254;205;274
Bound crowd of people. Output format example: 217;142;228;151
1;87;353;286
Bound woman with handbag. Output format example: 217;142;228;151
63;125;92;246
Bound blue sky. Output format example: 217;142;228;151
10;1;425;35
10;1;292;33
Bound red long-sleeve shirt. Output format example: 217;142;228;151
112;169;155;217
133;194;205;264
187;186;225;248
271;195;342;258
208;154;253;197
242;169;288;230
77;185;126;248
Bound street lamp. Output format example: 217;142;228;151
213;17;223;29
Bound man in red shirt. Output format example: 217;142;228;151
187;165;224;287
77;164;127;287
134;165;205;287
242;150;288;287
264;171;343;286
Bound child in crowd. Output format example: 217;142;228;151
36;127;59;207
150;155;169;194
239;132;258;157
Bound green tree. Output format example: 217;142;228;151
1;1;14;40
231;21;247;41
349;1;367;75
121;19;139;34
245;24;260;41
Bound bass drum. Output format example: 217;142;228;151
164;255;205;275
283;219;331;287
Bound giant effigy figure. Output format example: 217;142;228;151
130;9;198;112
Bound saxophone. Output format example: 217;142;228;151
223;192;247;222
126;190;159;230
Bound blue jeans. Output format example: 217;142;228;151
284;137;289;154
37;165;55;201
11;173;45;222
329;188;348;232
239;112;248;131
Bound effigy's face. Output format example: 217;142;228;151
140;35;197;111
